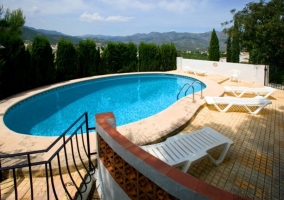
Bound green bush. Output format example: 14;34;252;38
0;34;30;98
78;39;100;77
139;42;161;71
31;36;55;87
56;39;78;81
160;43;177;71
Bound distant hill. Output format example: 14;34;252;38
22;26;83;44
22;26;227;51
80;31;227;51
25;26;67;36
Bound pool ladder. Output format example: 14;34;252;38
177;80;204;102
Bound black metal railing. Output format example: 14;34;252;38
0;112;97;200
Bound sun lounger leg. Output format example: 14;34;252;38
231;90;246;98
244;104;269;115
181;161;193;173
243;105;254;114
231;91;239;97
213;103;233;113
264;92;273;98
206;143;232;166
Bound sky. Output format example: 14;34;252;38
2;0;255;36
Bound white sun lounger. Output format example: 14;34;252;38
205;96;272;115
224;86;276;98
183;66;207;75
140;126;233;173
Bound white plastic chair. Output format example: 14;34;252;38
229;69;241;82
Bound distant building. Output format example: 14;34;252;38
219;52;250;63
219;57;226;62
239;52;249;63
51;44;57;54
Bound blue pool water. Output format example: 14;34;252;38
4;74;206;136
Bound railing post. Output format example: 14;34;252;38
85;113;92;171
27;154;34;199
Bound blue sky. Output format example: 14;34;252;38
2;0;254;36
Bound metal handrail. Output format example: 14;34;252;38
177;80;204;102
0;112;97;200
176;83;191;100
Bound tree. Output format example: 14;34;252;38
226;36;232;62
208;29;220;61
78;39;99;77
222;0;284;82
0;5;25;36
100;42;138;74
160;43;177;71
231;20;240;63
31;36;55;87
0;34;29;98
180;51;208;60
56;39;78;81
0;5;28;98
118;42;138;73
138;42;161;71
99;41;120;74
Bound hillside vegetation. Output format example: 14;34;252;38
22;26;227;51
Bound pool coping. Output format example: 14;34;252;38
0;71;224;175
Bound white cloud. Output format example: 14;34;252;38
2;0;90;15
158;0;208;13
99;0;209;13
105;15;133;22
26;6;40;15
79;12;133;22
99;0;154;11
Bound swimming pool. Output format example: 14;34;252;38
4;73;206;136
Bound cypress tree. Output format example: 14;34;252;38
226;36;232;62
0;5;29;98
31;36;55;87
56;39;78;81
78;39;99;77
99;41;119;74
160;43;177;71
208;29;220;61
0;34;27;98
138;42;161;71
231;20;240;63
119;42;137;73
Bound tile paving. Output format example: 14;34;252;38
1;169;88;200
182;79;284;200
1;71;283;199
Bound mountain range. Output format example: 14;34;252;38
22;26;227;51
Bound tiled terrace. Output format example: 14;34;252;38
182;78;284;200
0;71;283;199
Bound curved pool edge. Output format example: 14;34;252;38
117;71;224;145
0;71;224;176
